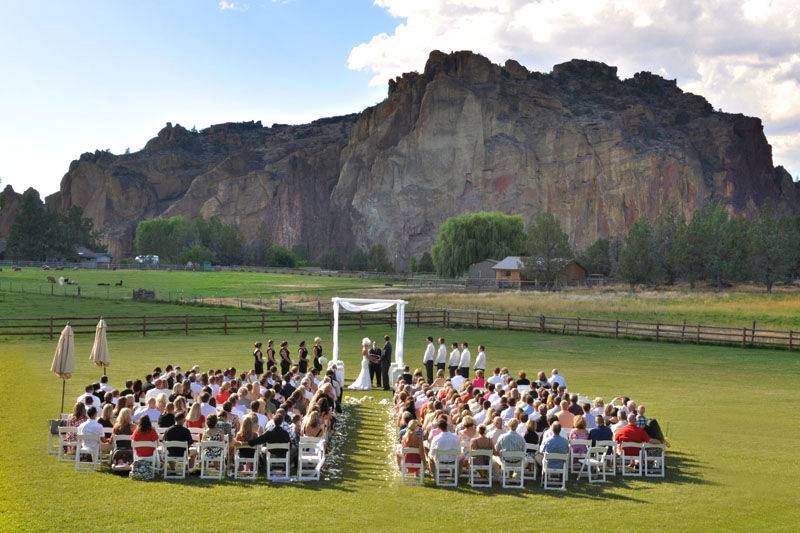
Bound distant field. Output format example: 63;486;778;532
3;324;798;531
404;287;800;331
0;267;382;301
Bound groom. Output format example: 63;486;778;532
381;335;392;391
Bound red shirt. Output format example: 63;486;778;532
131;428;159;457
472;377;486;389
186;415;206;429
614;424;651;456
216;391;231;404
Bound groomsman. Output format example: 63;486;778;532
423;336;435;384
474;344;487;374
448;342;460;378
381;335;392;391
459;341;471;379
435;337;447;373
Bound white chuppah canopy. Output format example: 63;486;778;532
331;297;407;382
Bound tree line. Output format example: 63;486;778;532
429;206;800;292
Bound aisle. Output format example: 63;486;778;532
337;391;397;485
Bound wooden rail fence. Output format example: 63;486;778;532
0;309;796;352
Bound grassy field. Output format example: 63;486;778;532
404;287;800;330
2;323;798;532
0;267;382;302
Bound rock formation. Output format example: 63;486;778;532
20;50;799;267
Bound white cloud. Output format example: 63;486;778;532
218;1;246;11
348;0;800;178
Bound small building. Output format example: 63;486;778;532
467;259;499;279
493;256;588;287
74;245;113;268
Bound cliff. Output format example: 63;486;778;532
30;50;800;265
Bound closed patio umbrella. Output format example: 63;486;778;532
50;323;75;415
89;318;110;376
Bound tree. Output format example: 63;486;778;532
367;244;393;272
407;256;418;273
671;215;705;288
195;216;243;265
578;238;611;276
263;245;297;267
652;203;683;284
522;212;572;287
319;251;344;270
618;218;658;289
418;251;434;273
748;208;797;292
134;216;196;263
179;244;214;264
6;190;61;260
431;211;525;277
346;248;369;271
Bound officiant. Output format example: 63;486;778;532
368;341;382;388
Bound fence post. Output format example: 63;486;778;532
615;320;619;338
446;311;450;328
184;315;189;336
577;317;581;334
696;324;701;343
261;312;265;334
681;320;686;341
224;314;228;335
742;328;746;347
142;316;147;337
329;313;333;331
417;310;421;326
790;331;794;351
507;313;511;330
751;320;756;345
540;315;545;332
476;311;479;329
279;298;283;313
49;316;54;340
317;300;321;316
295;315;299;332
656;323;660;342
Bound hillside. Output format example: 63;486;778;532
23;50;800;266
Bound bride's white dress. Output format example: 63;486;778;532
348;355;372;390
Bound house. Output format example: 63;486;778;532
74;245;113;268
493;256;588;287
467;259;499;279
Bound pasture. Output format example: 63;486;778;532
2;323;798;532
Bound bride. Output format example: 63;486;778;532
348;337;372;390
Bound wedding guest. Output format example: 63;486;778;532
279;341;292;374
253;342;264;375
266;339;277;369
186;402;206;429
312;337;323;372
131;415;158;458
298;340;309;374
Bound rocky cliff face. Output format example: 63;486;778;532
34;50;800;266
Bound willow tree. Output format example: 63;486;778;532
431;211;525;277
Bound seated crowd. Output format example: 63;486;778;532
393;365;665;484
61;362;342;477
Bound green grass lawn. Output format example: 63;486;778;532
2;323;798;532
0;267;382;302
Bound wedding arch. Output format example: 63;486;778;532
330;297;407;383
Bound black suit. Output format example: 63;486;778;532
381;341;392;391
368;348;382;387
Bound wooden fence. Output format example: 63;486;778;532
1;307;797;352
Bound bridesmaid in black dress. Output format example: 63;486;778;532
266;339;276;370
253;342;264;375
312;337;323;372
298;340;309;374
279;340;291;375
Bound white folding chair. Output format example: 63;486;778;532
643;442;666;478
57;427;78;463
569;439;592;475
619;442;644;477
468;449;493;487
132;440;161;471
99;429;113;464
298;436;326;481
264;443;291;481
200;439;227;480
432;447;459;487
400;447;424;485
579;446;609;483
48;420;63;455
524;443;538;481
233;445;259;480
595;440;616;476
110;434;133;471
163;441;189;479
75;434;101;472
541;452;569;491
500;450;525;489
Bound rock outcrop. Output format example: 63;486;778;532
29;50;800;266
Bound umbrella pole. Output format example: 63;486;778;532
60;379;65;415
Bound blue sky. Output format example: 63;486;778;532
0;0;394;195
1;1;798;196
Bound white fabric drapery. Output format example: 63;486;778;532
331;297;406;367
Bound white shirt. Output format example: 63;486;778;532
190;382;203;397
133;407;161;423
501;406;515;421
611;420;628;435
450;375;465;390
253;412;268;430
435;344;447;365
487;374;504;386
459;349;471;368
516;423;527;437
430;431;460;455
474;350;486;370
77;418;104;455
200;403;216;418
487;426;506;445
76;392;94;406
473;409;487;426
145;387;169;402
99;383;113;393
423;343;434;363
448;349;460;367
548;374;567;388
